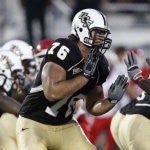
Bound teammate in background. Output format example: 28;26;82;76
127;48;150;94
125;52;150;94
0;49;26;102
89;46;138;150
0;54;21;150
16;9;128;150
1;40;37;97
110;52;150;150
0;58;21;115
2;40;36;78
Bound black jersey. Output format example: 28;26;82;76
120;92;150;119
19;38;109;125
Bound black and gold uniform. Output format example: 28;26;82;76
111;76;150;150
19;38;108;125
120;92;150;119
17;38;109;150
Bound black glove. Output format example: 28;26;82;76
108;75;128;104
82;47;100;79
95;53;110;85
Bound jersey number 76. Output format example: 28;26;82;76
48;42;70;60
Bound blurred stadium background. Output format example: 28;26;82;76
0;1;149;150
0;0;150;56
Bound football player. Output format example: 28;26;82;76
110;51;150;150
2;40;37;94
0;50;27;102
0;52;21;150
16;9;128;150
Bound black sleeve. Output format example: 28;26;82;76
96;54;110;85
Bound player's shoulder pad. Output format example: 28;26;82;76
44;38;82;71
55;38;80;54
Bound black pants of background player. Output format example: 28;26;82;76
25;8;46;46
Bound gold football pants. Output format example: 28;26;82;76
0;113;18;150
111;112;150;150
16;116;96;150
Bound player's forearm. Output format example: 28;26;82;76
0;93;21;116
86;98;115;116
43;75;88;101
138;79;150;95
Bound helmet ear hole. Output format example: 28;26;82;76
79;28;83;32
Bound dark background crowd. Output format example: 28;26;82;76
0;0;150;52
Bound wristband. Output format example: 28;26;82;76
108;97;118;104
135;76;144;84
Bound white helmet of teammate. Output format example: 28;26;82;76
0;61;11;79
0;61;13;94
1;40;34;60
0;50;24;73
71;8;112;50
0;47;12;88
0;50;24;94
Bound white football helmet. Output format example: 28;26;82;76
0;61;13;94
1;40;37;75
1;40;34;60
71;9;112;52
0;50;24;73
0;50;24;94
0;61;11;80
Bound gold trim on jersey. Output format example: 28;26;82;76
67;58;84;72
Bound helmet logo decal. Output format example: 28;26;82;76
79;12;93;27
11;45;23;57
0;55;14;70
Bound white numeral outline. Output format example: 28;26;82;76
45;94;85;118
48;42;60;54
45;96;76;117
48;42;70;60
